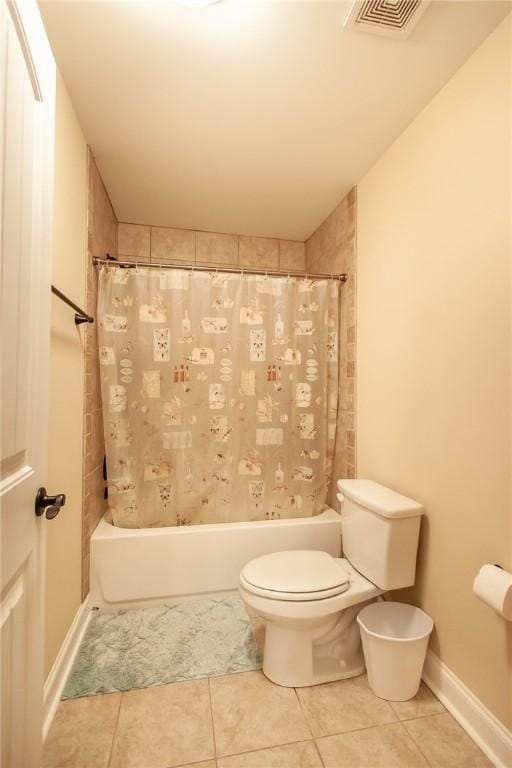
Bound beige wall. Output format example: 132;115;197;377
45;72;87;676
306;190;357;507
357;16;511;727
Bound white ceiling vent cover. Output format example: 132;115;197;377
344;0;431;40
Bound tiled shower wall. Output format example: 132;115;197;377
306;188;356;507
81;161;354;595
117;223;306;272
82;151;117;598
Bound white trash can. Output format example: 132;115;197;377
357;601;433;701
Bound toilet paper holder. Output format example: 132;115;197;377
473;563;512;622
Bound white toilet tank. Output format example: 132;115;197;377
337;479;424;591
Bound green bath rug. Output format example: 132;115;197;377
62;594;262;699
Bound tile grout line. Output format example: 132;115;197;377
305;715;410;741
391;710;447;724
311;717;436;768
401;710;496;765
106;691;124;768
207;677;219;761
312;738;327;768
214;736;323;763
398;718;437;768
293;686;326;768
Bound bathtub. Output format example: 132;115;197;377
90;507;342;610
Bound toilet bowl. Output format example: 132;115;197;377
240;550;381;687
239;479;424;688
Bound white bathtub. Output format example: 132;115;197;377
90;508;342;610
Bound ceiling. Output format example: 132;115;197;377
40;0;509;241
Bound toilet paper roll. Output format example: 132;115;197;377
473;564;512;621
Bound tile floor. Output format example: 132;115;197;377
43;672;493;768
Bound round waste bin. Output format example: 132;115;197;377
357;601;433;701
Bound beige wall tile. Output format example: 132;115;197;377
88;157;117;259
307;247;338;275
296;675;396;737
317;723;429;768
239;236;279;269
82;457;106;597
210;670;310;757
118;223;150;260
306;188;356;508
84;407;104;477
217;741;322;768
279;240;306;272
151;226;195;263
83;152;116;599
403;713;493;768
110;680;214;768
306;191;355;275
84;464;105;538
197;231;238;266
43;693;121;768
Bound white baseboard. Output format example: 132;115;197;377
43;595;92;741
422;650;512;768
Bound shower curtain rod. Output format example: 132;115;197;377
92;256;348;283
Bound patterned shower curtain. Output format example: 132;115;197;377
97;264;339;528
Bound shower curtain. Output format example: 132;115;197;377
97;264;339;528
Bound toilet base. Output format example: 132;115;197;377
261;602;372;688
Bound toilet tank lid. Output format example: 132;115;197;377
337;479;424;519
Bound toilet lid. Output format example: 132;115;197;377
241;550;350;600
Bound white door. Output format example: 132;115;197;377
0;0;55;766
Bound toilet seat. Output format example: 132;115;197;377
240;550;351;602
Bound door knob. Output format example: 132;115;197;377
35;487;66;520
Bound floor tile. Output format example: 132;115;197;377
43;692;120;768
404;712;493;768
316;722;429;768
389;682;446;721
217;741;322;768
210;670;311;757
176;763;216;768
296;674;397;737
109;679;214;768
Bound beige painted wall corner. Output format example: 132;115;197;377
45;71;87;677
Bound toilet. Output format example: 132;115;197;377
239;479;424;687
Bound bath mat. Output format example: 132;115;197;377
62;594;262;698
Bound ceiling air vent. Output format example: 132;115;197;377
344;0;431;40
